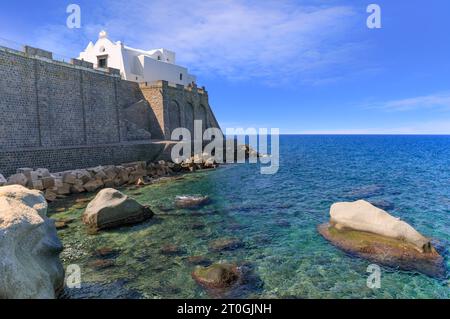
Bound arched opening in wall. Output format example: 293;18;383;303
185;102;194;138
169;100;182;139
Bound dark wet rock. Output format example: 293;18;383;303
209;238;244;252
192;263;241;289
60;280;142;299
175;195;210;209
160;244;186;256
186;255;212;266
93;247;120;259
88;259;115;270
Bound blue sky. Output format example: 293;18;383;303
1;0;450;134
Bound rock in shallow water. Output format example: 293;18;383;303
0;185;64;299
186;255;212;266
330;200;430;251
160;244;186;256
192;262;264;298
82;188;153;231
209;238;244;252
192;263;241;289
88;259;115;270
319;200;446;278
175;195;210;209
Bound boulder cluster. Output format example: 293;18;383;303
0;156;220;202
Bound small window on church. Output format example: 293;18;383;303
98;56;108;68
180;73;183;81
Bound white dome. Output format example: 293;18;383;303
99;30;108;39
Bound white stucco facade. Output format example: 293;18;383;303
79;31;196;86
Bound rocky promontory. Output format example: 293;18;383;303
318;200;445;278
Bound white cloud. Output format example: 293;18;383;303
28;0;362;84
366;93;450;112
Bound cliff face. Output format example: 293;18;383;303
0;45;221;175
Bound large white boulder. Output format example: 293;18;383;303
330;200;430;252
82;188;153;231
0;185;64;299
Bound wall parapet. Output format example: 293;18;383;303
139;80;208;95
0;44;120;78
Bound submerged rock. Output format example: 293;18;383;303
93;247;120;259
192;263;241;289
88;259;115;270
160;244;186;256
82;188;153;231
192;262;264;298
319;200;445;278
209;238;244;252
175;195;210;209
0;185;64;299
186;255;212;266
54;218;75;230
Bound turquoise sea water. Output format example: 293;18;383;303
51;135;450;299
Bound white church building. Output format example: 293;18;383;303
79;31;197;86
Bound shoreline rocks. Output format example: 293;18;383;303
0;185;64;299
1;155;221;203
319;200;445;278
82;188;154;231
